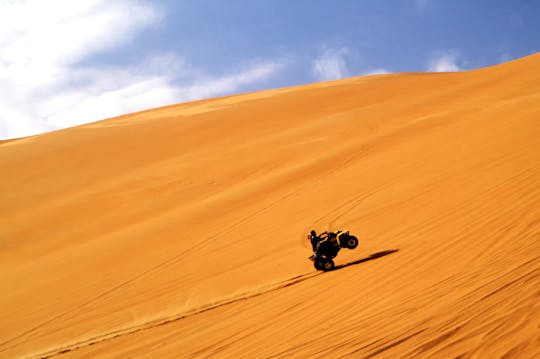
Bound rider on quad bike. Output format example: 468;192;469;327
308;229;358;271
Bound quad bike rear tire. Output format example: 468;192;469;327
314;258;335;271
320;258;335;271
346;236;358;249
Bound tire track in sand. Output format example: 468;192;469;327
30;271;322;359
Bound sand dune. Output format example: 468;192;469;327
1;53;540;358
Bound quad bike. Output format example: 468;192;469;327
308;230;358;271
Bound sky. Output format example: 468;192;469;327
1;0;539;139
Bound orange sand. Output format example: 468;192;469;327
1;53;540;358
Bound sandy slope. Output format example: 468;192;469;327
1;53;540;358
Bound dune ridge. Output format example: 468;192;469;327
1;53;540;358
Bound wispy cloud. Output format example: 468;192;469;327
0;1;287;140
178;60;287;101
30;57;287;132
361;68;391;76
427;51;463;72
312;47;350;82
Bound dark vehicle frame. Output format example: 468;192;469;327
309;230;358;271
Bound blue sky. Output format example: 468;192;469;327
1;0;539;139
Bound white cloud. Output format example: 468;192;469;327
0;0;160;85
40;59;286;130
312;47;350;82
179;60;286;101
427;52;463;72
361;68;391;76
0;1;287;140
